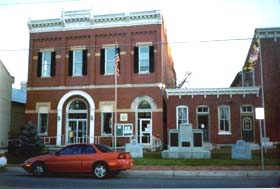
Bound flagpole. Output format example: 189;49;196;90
114;58;118;151
258;37;267;150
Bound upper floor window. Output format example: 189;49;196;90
100;48;120;75
197;106;209;114
37;51;56;77
218;106;231;134
68;49;88;76
134;45;154;74
241;105;253;113
176;105;188;128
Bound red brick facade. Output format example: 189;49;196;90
26;10;175;148
26;10;279;148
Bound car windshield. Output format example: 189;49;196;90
95;144;113;153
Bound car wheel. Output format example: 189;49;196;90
92;163;108;179
32;162;47;177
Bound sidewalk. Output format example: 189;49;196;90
125;165;280;177
5;164;280;177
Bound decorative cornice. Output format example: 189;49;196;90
255;27;280;39
28;10;162;33
165;87;260;99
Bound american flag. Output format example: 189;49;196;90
115;49;120;76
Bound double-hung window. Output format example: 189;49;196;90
38;113;48;135
37;50;56;77
134;45;154;74
139;46;150;73
102;112;113;135
73;50;83;76
68;49;88;76
176;106;188;128
105;48;115;75
218;106;231;134
100;47;120;75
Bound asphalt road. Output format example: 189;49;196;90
0;167;279;188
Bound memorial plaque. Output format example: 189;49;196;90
231;140;252;160
125;138;143;158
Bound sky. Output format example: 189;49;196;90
0;0;279;89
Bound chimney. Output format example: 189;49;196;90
20;82;27;91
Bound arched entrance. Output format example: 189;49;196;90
56;90;95;145
137;100;152;145
131;96;157;146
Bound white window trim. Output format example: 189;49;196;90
72;49;83;76
240;105;254;114
138;46;150;74
41;51;51;78
105;47;115;76
176;105;189;129
218;105;231;135
196;105;209;114
37;113;48;136
101;112;113;136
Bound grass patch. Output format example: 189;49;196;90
133;149;280;166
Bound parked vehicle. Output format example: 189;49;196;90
0;153;7;167
22;143;133;179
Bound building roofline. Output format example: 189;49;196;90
28;9;162;33
165;86;260;98
0;60;14;84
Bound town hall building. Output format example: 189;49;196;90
25;10;280;150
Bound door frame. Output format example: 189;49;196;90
67;119;88;144
241;115;255;142
139;118;152;145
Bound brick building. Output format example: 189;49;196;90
231;27;280;144
165;27;280;148
26;10;279;149
26;10;176;149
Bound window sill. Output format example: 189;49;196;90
101;134;113;137
38;133;48;136
218;132;232;135
72;75;83;77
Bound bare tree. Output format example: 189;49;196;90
177;71;192;88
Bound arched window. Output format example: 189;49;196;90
138;100;151;110
69;100;87;110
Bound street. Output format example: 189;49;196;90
0;167;279;188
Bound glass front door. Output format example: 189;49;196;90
139;119;152;145
68;120;87;144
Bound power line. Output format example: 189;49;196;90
0;0;79;6
0;37;254;52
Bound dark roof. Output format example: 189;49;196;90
11;88;26;104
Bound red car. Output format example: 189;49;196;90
22;143;134;179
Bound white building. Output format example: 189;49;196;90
0;60;14;148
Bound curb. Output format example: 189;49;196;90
124;170;280;177
6;165;280;177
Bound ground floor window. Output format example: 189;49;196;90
176;106;188;128
218;106;231;134
38;113;48;135
102;112;113;135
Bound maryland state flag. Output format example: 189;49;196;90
243;39;260;72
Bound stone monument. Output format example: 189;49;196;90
125;137;143;158
231;140;252;160
162;123;211;159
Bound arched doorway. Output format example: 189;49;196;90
137;100;152;145
66;99;88;144
56;90;95;145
